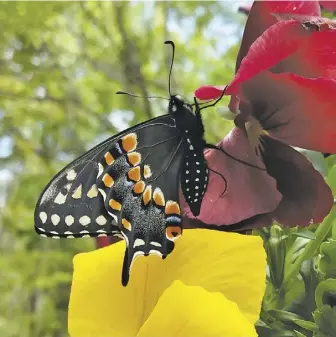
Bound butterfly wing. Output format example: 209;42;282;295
35;158;119;239
34;114;184;240
98;129;185;285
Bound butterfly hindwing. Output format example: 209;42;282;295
98;128;185;285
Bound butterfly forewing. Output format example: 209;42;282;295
35;152;120;238
34;114;185;242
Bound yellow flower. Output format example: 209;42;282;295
69;229;266;337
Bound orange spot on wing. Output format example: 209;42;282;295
122;133;137;152
109;199;122;211
102;174;114;187
153;188;165;207
143;165;152;179
127;166;141;182
127;152;141;166
104;152;114;165
133;181;145;194
165;200;181;215
143;185;152;206
122;218;132;231
166;226;182;241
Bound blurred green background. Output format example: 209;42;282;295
1;2;336;337
0;2;242;336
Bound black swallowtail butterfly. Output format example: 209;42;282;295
34;41;224;286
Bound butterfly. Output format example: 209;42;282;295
34;41;224;286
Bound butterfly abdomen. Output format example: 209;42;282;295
180;137;209;216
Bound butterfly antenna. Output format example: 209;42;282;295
116;91;169;101
164;40;175;98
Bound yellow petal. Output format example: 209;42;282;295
169;229;267;325
69;230;266;337
136;280;257;337
69;241;141;337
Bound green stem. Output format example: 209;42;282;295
283;205;336;289
332;203;336;240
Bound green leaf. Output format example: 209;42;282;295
272;331;299;337
268;309;304;324
313;305;336;336
327;165;336;197
296;148;326;176
291;230;316;240
293;318;318;331
294;330;308;337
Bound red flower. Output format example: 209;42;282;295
238;1;336;16
234;1;320;77
96;236;121;248
187;1;334;229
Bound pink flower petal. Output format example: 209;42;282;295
182;128;282;225
183;136;333;229
262;137;333;226
242;71;336;153
228;95;240;114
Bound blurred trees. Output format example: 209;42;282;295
0;2;241;336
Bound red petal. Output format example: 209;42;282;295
96;237;111;248
95;236;121;248
181;127;282;225
242;71;336;153
235;1;320;75
320;1;336;11
257;1;320;15
227;20;314;94
262;137;333;226
273;29;336;79
194;85;226;100
228;95;240;113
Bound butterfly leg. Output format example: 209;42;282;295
197;86;227;111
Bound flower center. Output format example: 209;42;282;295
244;116;269;156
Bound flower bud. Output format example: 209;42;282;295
318;240;336;278
267;225;286;289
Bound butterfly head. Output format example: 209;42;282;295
169;95;193;114
120;201;182;286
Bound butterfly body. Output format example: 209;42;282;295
170;96;209;216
